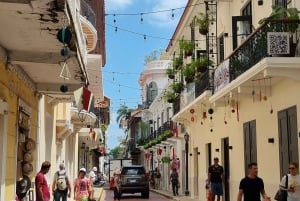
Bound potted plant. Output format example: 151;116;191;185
171;82;184;93
173;57;183;70
193;56;215;73
182;63;195;83
179;38;195;57
163;90;176;103
258;5;300;56
195;13;211;35
258;5;300;28
166;68;176;79
161;156;172;163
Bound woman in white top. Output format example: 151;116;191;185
280;162;300;201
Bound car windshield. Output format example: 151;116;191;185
122;168;145;175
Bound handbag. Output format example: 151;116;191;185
274;174;288;201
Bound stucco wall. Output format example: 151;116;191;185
0;59;38;200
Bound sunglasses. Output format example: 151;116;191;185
289;167;296;170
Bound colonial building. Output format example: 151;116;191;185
0;0;107;200
164;0;300;200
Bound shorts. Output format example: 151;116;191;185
211;182;223;196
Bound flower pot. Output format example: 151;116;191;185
199;28;209;35
168;74;175;79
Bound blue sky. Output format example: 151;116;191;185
104;0;188;149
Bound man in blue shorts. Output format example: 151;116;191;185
208;157;224;201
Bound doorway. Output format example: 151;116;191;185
193;147;199;197
222;138;230;201
278;106;299;177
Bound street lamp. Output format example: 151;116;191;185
184;132;190;196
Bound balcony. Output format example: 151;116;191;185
173;20;300;123
80;0;97;53
211;19;300;104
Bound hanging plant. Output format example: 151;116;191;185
166;68;176;79
173;57;183;70
194;13;212;35
171;82;184;93
179;38;195;57
182;63;196;83
163;91;177;103
161;156;172;163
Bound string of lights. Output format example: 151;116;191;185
102;70;141;75
106;23;207;43
105;2;203;17
103;78;142;91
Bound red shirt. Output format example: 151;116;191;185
35;172;50;201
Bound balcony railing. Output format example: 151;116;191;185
195;69;213;97
214;19;300;92
80;0;96;27
231;20;299;80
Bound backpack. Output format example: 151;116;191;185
56;171;68;190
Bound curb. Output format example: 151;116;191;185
150;189;174;200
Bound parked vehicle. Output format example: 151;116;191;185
119;165;150;198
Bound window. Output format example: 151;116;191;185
146;82;158;105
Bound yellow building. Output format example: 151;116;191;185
0;0;106;200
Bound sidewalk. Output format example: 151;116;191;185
150;188;201;201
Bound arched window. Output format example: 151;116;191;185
146;81;158;105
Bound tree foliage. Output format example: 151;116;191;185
144;49;163;65
109;146;122;159
116;104;133;128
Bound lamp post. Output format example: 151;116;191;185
184;132;190;196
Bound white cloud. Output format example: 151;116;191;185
147;0;188;28
105;0;135;12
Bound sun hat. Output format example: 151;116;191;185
22;138;36;153
23;152;33;162
22;162;33;176
79;167;86;173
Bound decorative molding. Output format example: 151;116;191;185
9;64;36;91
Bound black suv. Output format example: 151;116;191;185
120;165;149;198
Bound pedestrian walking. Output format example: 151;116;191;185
113;170;121;201
154;167;161;189
51;163;71;201
35;161;51;201
208;157;224;201
280;162;300;201
88;167;97;201
237;162;271;201
74;168;92;201
170;168;179;196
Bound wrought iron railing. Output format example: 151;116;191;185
173;95;181;115
195;69;213;97
229;20;300;81
80;0;96;27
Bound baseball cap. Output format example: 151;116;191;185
79;167;86;173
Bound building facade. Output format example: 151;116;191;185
0;0;107;200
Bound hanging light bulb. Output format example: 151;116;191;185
140;13;144;24
171;9;175;20
113;14;116;24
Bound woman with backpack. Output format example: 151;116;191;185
74;168;92;201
